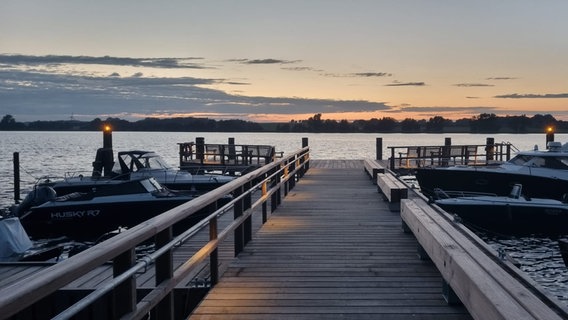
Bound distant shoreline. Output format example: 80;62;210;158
1;113;566;134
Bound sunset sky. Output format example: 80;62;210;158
1;0;567;122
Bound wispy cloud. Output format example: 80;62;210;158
486;77;517;80
239;58;300;65
454;83;494;87
385;81;425;87
351;72;392;77
398;106;497;113
495;93;568;99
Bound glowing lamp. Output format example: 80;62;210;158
546;126;554;133
545;126;555;148
103;124;113;149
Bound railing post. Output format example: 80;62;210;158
209;202;219;286
113;248;136;318
290;158;297;190
270;166;281;213
276;164;282;206
155;227;174;319
244;181;253;245
302;137;309;171
234;185;244;256
390;148;395;169
262;180;268;223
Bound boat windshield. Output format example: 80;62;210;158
142;154;172;170
508;154;568;170
139;178;166;192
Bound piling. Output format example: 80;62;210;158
486;137;495;161
376;138;383;160
196;137;205;164
13;152;20;203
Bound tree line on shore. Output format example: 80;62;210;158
0;113;566;133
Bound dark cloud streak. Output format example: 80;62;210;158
495;93;568;99
0;54;207;69
385;82;425;87
454;83;494;87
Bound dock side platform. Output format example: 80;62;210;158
188;160;472;319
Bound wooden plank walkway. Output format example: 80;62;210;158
188;160;472;319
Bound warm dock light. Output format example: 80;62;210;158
545;126;555;148
102;124;113;149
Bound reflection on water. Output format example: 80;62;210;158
480;233;568;305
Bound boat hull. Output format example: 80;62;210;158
416;167;568;200
435;200;568;234
19;196;221;241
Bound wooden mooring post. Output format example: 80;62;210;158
13;152;20;203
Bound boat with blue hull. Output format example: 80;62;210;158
433;184;568;234
416;141;568;200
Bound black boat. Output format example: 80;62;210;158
13;177;224;241
41;150;235;196
433;184;568;234
416;141;568;200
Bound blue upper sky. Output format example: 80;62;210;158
1;0;567;122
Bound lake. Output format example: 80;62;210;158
1;131;567;304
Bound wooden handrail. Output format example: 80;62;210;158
0;147;310;319
388;142;512;169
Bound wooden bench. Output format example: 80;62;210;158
376;173;408;211
400;198;566;319
363;158;385;184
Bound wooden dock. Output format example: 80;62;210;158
188;160;472;319
2;155;567;319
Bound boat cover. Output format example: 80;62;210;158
0;217;33;259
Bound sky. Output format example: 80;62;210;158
1;0;567;123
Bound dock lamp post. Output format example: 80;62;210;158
103;124;113;149
92;124;114;177
546;126;555;149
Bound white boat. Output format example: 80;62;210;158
433;184;568;234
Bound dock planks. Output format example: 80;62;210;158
188;160;471;319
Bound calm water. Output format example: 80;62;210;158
1;131;567;304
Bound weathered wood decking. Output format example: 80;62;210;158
188;160;471;319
